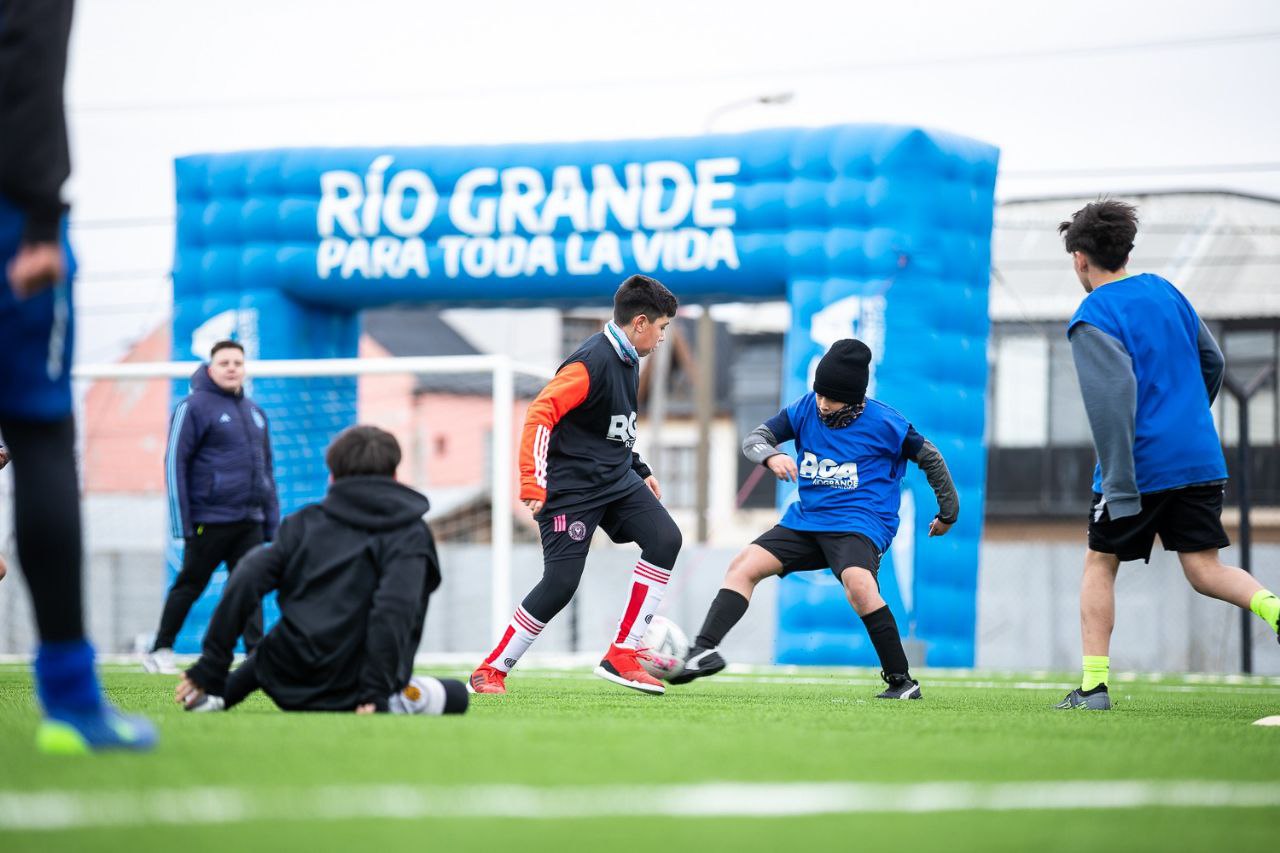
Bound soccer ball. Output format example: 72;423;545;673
640;615;689;681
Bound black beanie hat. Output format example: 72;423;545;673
813;339;871;404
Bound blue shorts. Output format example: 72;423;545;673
0;196;76;422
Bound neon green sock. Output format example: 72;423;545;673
1249;589;1280;633
1081;656;1109;692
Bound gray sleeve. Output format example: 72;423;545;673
914;439;959;524
742;424;783;465
1070;323;1141;519
1197;318;1225;405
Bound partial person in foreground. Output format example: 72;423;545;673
470;274;682;696
1055;200;1280;711
143;339;280;675
0;0;155;753
674;339;958;700
175;426;467;716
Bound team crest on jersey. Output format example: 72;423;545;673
798;451;859;489
606;412;638;447
251;409;266;429
568;521;588;541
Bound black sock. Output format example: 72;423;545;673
694;588;749;649
861;605;909;676
1081;683;1108;696
0;416;85;643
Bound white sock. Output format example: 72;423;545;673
482;605;545;673
613;558;672;649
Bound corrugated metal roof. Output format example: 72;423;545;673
992;191;1280;322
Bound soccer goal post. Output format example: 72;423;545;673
71;354;553;647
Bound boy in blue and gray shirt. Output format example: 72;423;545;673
673;339;958;699
1055;199;1280;711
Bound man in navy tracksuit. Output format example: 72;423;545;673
142;339;280;674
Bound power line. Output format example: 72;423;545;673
996;254;1280;270
68;29;1280;115
1003;162;1280;178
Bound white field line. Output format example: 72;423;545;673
1;781;1278;831
420;669;1280;696
2;662;1280;695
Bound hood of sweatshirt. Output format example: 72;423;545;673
320;476;431;531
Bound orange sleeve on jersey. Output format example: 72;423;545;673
519;361;591;502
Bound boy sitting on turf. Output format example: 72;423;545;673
673;339;959;699
175;425;467;716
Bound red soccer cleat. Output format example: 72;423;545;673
468;664;507;695
594;643;665;695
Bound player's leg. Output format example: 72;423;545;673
826;535;918;700
471;506;604;693
1159;484;1280;642
1057;493;1157;710
1179;550;1279;640
222;521;266;653
594;489;683;693
667;544;782;685
674;526;821;685
1;417;157;752
148;523;236;667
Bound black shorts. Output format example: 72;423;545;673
538;484;665;563
751;525;881;580
1087;483;1230;563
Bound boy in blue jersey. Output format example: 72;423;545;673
1;0;155;753
1055;200;1280;711
672;339;959;699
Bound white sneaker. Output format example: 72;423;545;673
140;647;178;675
185;694;226;713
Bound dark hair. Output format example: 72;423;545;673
1058;200;1138;272
613;274;678;326
325;425;402;479
210;339;245;359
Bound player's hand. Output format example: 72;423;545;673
355;703;376;715
644;475;662;500
0;445;9;470
766;454;797;482
175;675;205;708
928;517;953;537
522;497;544;516
0;553;7;582
6;242;65;299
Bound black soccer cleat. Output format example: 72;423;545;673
876;672;922;700
667;645;726;685
1053;685;1111;711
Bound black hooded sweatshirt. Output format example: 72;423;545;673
186;476;438;712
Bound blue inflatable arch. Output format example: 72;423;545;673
172;124;998;665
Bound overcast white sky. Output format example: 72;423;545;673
63;0;1280;362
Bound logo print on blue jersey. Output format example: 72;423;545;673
219;412;232;424
798;451;858;489
251;409;266;429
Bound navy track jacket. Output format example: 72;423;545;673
166;365;280;541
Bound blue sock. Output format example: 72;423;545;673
35;640;104;718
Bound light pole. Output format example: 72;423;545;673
670;92;795;543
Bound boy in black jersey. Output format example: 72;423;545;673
470;275;682;695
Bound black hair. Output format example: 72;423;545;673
210;339;245;359
612;274;679;326
325;425;402;479
1058;199;1138;272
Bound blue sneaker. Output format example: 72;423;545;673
36;705;158;755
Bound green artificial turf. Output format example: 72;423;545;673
2;665;1278;852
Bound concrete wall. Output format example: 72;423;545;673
3;530;1278;675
